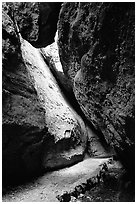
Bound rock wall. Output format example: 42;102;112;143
58;3;135;173
2;3;87;185
2;2;61;48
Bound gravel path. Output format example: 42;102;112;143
3;157;109;202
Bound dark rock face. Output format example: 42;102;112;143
2;3;87;185
58;3;135;172
2;2;61;48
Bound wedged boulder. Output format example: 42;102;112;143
58;3;135;172
2;8;87;185
2;2;61;48
40;38;111;158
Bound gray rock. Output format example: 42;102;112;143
2;2;61;48
58;2;135;172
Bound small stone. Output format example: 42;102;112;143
71;196;77;202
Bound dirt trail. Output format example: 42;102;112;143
3;158;109;202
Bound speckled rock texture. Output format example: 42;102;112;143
2;2;61;48
2;5;87;185
58;2;135;173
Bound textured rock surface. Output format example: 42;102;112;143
2;2;61;48
2;7;87;185
40;41;111;158
58;2;135;172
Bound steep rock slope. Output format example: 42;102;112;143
58;3;135;173
2;5;87;185
2;2;61;48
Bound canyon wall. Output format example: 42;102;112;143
2;2;135;185
2;2;61;48
58;2;135;173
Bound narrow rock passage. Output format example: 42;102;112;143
2;37;114;202
40;42;113;158
3;158;110;202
